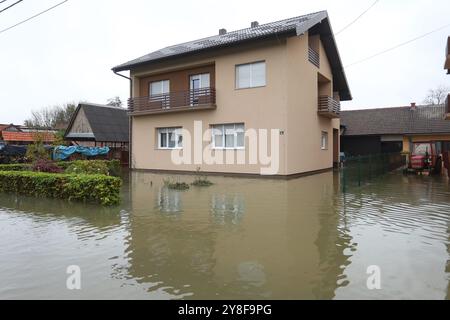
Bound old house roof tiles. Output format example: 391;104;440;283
341;105;450;136
112;10;352;100
1;131;55;142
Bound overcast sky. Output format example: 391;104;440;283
0;0;449;124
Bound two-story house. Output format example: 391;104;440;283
112;10;351;177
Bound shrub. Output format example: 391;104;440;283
0;160;121;176
0;163;31;171
65;160;109;175
191;176;213;187
32;158;63;173
106;159;121;177
26;135;49;162
163;177;190;190
191;167;213;187
0;171;121;205
58;160;121;176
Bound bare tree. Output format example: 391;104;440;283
423;85;450;105
106;96;123;108
24;102;77;129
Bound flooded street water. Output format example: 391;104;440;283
0;171;449;299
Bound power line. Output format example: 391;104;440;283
0;0;23;14
336;0;379;35
0;0;9;4
345;23;450;68
0;0;68;35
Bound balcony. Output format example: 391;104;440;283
128;87;216;115
308;46;320;68
318;95;340;118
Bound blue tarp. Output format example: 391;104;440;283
53;146;110;160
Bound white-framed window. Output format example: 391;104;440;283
321;131;328;150
190;73;210;90
211;123;245;149
150;80;170;96
150;80;170;108
235;61;266;89
157;127;183;149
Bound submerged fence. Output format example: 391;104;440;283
341;153;406;192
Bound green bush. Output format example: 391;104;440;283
191;167;213;187
65;161;109;175
58;160;121;176
26;135;50;162
0;171;121;205
1;160;121;176
191;177;214;187
163;178;190;190
0;164;31;171
106;160;121;177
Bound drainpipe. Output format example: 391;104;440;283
113;71;133;170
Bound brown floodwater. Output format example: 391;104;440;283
0;171;449;299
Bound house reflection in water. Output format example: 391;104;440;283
125;171;353;299
210;194;245;225
156;187;183;214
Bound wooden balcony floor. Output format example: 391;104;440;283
128;103;216;116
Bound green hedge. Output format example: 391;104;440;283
0;171;121;205
65;161;109;175
57;160;121;176
0;160;121;176
0;163;31;171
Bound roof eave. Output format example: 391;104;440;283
63;104;83;140
311;13;352;101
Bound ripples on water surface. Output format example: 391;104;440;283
0;171;448;299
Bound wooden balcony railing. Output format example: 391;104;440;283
308;46;320;68
318;95;340;118
128;87;216;115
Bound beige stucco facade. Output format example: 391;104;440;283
129;32;341;176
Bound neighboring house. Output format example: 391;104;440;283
64;103;129;164
112;11;352;177
340;104;450;156
0;123;55;145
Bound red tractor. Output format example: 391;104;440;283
409;142;442;174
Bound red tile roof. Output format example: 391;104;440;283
1;131;55;142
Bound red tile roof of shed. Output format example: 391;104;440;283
1;131;55;142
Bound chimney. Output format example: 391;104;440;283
410;102;416;110
251;21;259;28
219;28;227;35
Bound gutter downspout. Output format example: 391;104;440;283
113;70;133;170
